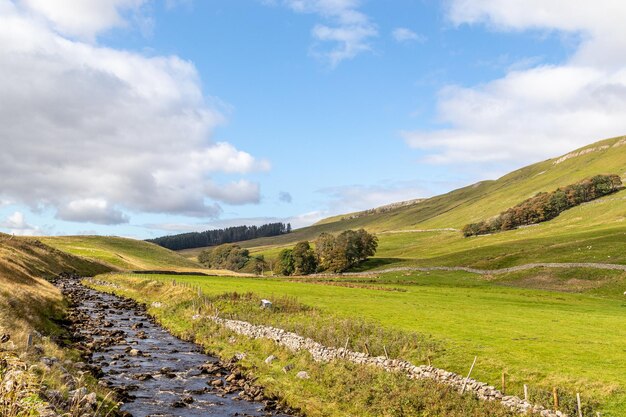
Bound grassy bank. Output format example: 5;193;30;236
0;234;116;416
92;270;626;416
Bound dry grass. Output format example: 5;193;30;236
0;234;117;416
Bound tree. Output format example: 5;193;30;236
292;241;318;275
198;244;250;271
355;228;378;261
314;232;336;271
335;230;360;268
276;249;295;276
314;229;378;273
251;255;267;276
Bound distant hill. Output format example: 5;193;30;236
40;235;203;271
190;135;626;270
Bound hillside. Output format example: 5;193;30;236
185;135;626;269
0;234;115;415
40;235;203;271
0;232;111;344
0;233;111;347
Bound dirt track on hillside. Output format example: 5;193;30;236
335;262;626;277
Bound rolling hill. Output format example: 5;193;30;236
40;235;203;271
181;135;626;270
0;232;111;363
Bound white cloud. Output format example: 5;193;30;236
287;210;327;228
268;0;378;66
204;180;261;205
0;211;40;236
319;183;430;214
144;210;327;235
56;199;129;225
0;1;268;225
392;27;425;43
18;0;148;40
404;1;626;166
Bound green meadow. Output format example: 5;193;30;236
99;269;626;415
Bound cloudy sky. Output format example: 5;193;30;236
1;0;626;238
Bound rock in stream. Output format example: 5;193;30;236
57;276;296;417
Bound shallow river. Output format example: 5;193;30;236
60;278;292;417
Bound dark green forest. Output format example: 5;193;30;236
147;222;291;250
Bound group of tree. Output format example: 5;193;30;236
198;244;267;274
147;222;291;251
276;229;378;275
462;174;623;237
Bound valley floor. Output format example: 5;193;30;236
92;268;626;417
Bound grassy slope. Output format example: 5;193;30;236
0;234;115;415
206;135;626;269
97;271;626;416
40;235;205;271
0;232;111;348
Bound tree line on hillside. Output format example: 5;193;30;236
462;174;623;237
147;222;291;250
198;229;378;275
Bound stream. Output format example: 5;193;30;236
57;277;294;417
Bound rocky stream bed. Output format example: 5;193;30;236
57;276;297;417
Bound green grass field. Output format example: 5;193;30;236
98;269;626;416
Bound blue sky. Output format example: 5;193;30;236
1;0;625;238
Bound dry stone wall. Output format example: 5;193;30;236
321;262;626;278
213;317;568;417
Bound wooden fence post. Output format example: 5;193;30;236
577;393;583;417
383;345;389;360
553;387;559;410
501;372;506;395
523;384;529;401
460;356;477;394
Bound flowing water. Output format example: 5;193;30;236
59;278;293;417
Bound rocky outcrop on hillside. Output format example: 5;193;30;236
553;136;626;165
340;198;425;221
